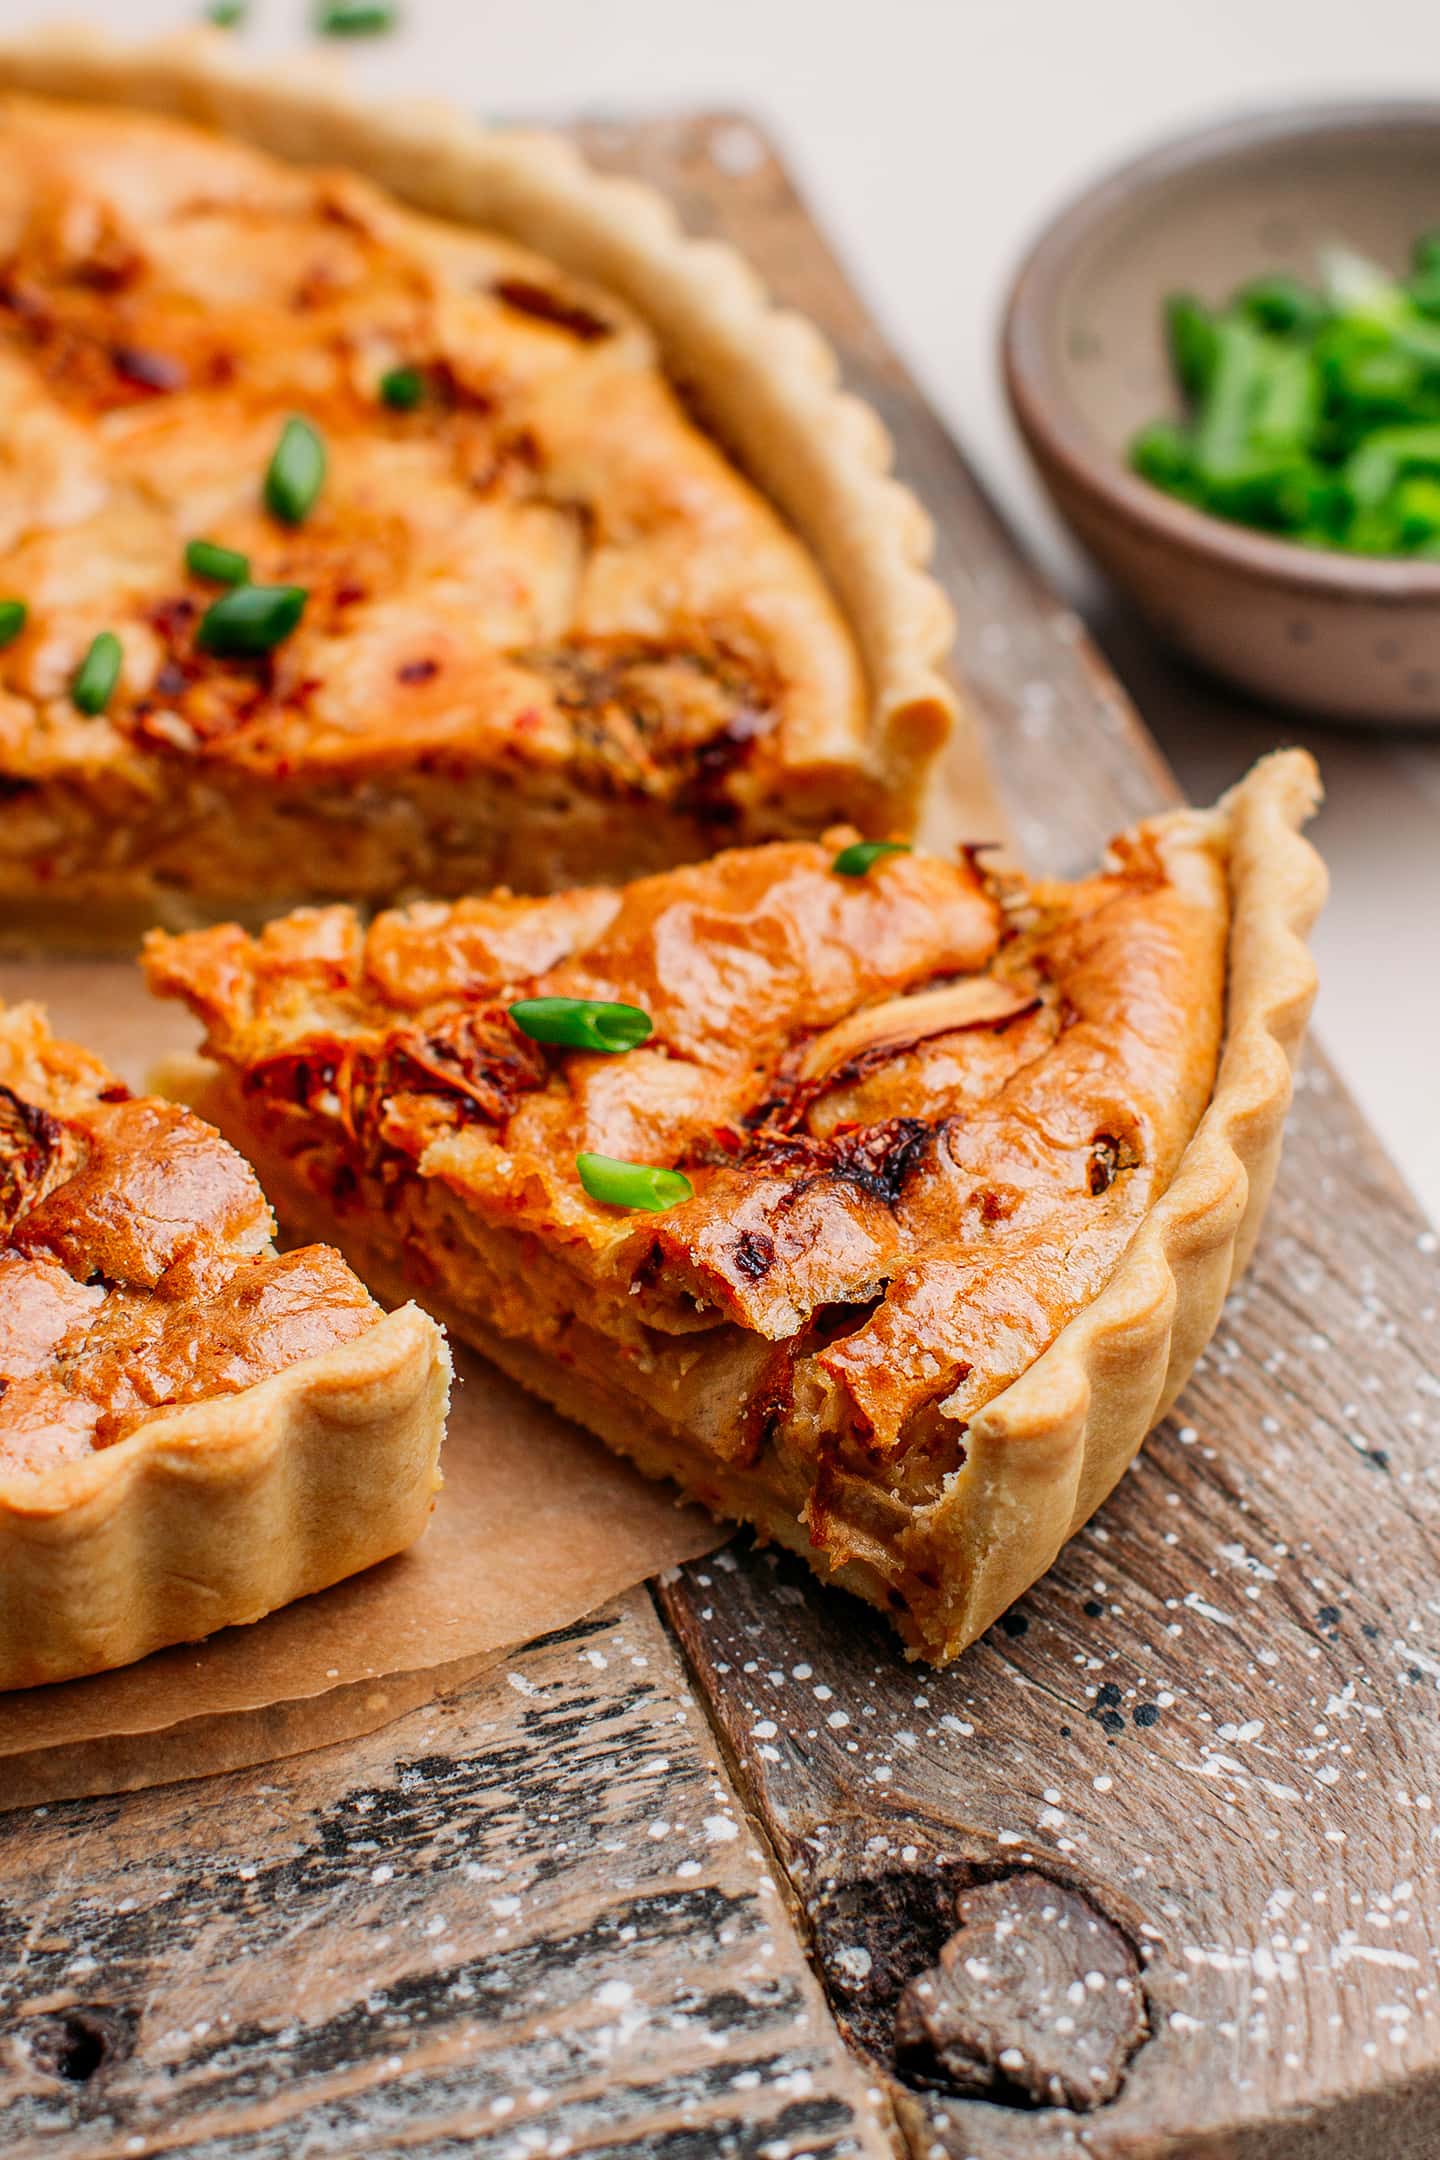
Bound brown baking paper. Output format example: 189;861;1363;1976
0;959;722;1807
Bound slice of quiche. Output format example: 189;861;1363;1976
0;50;951;930
144;752;1324;1663
0;1000;449;1689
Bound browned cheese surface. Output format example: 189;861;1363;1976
146;820;1223;1490
0;94;865;903
0;1001;376;1476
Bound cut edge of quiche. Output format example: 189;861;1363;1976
0;1001;450;1691
144;750;1325;1665
0;28;956;929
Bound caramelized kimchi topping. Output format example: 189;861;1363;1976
0;94;862;818
146;822;1229;1468
0;1004;378;1480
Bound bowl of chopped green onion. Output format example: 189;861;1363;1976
1003;103;1440;723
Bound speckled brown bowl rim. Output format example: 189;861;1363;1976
1002;100;1440;604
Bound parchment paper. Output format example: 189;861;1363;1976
0;960;722;1806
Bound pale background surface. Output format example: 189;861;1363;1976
6;0;1436;1221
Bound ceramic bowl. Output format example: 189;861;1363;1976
1003;102;1440;725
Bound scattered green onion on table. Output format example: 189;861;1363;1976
315;2;399;33
1130;233;1440;556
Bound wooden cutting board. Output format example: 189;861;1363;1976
3;113;1438;2160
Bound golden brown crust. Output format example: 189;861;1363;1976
913;752;1327;1654
0;30;955;920
145;752;1323;1662
0;1000;450;1689
0;1300;448;1691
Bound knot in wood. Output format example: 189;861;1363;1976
23;2003;137;2084
893;1872;1145;2109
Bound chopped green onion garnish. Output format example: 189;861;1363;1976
1132;227;1440;556
71;631;123;716
1394;472;1440;545
1346;423;1440;511
205;0;247;24
0;599;28;649
1166;293;1220;401
831;839;911;877
263;416;326;526
186;538;250;586
1192;318;1264;477
315;1;398;31
577;1152;693;1214
1234;274;1329;339
1130;420;1195;494
197;585;307;658
510;997;653;1054
380;365;426;411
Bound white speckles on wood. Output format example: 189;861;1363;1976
660;1081;1440;2158
0;1594;895;2159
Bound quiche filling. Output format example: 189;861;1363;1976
146;821;1230;1654
0;1002;379;1479
0;91;881;912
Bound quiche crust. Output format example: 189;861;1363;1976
146;751;1324;1663
0;28;954;925
0;1002;450;1690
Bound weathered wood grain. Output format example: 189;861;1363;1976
615;114;1440;2160
892;1875;1147;2108
0;1592;898;2158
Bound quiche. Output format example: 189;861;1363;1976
144;750;1324;1664
0;31;952;932
0;999;449;1690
